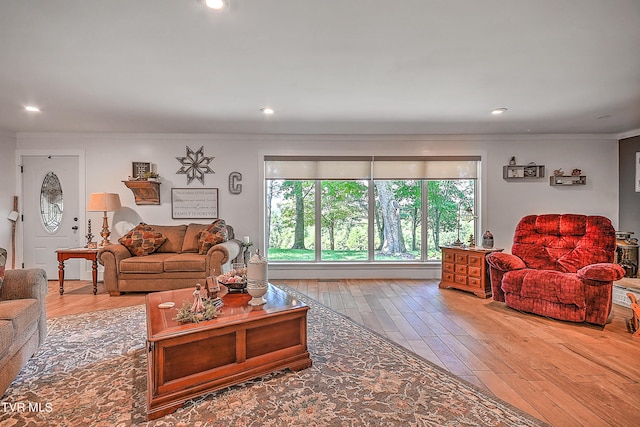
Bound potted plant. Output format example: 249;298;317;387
143;171;160;181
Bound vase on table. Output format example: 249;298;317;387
247;280;268;306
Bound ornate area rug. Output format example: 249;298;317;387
1;285;545;426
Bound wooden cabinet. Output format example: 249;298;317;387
439;246;502;298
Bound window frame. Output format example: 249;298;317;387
265;156;480;264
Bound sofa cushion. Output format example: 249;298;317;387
153;225;187;253
0;319;12;360
502;269;586;308
119;223;167;256
197;220;228;255
0;299;40;339
182;224;207;253
119;254;174;273
164;253;206;272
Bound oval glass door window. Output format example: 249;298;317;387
40;172;64;233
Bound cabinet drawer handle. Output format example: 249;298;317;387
455;275;467;285
469;277;481;287
468;267;481;277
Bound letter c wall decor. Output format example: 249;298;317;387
229;172;242;194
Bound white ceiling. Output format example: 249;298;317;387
1;0;639;135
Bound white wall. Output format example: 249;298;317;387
0;131;17;267
15;132;619;279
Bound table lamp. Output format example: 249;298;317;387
87;192;121;246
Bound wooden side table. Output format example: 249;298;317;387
439;246;503;298
56;248;100;295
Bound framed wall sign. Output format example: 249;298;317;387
171;188;219;219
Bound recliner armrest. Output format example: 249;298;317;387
577;263;625;282
486;252;527;271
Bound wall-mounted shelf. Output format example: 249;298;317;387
550;175;586;186
503;164;545;180
122;180;161;205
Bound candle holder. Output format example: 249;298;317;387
86;219;97;249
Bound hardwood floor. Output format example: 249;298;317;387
45;279;640;426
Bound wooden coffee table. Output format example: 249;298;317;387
145;284;312;420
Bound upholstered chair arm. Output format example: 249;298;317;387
206;240;242;277
486;252;527;272
0;268;47;302
0;268;48;344
577;263;625;282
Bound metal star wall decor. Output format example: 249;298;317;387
176;146;215;184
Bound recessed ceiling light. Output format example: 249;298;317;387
24;105;41;113
204;0;227;10
260;107;275;115
491;108;508;115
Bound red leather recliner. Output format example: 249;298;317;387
486;214;625;325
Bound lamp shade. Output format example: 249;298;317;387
87;193;121;212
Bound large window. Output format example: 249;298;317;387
266;156;479;262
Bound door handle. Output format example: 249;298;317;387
72;226;79;230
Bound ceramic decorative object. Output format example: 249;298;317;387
246;280;268;306
247;250;268;285
482;231;494;249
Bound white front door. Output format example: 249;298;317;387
22;155;81;279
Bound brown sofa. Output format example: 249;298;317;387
98;223;241;296
0;265;48;397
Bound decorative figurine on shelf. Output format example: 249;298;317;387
191;284;205;313
571;168;582;176
509;156;516;166
86;219;97;249
553;169;564;176
468;234;475;247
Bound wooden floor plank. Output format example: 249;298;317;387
46;279;640;427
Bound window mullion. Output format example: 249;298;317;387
422;179;428;262
315;180;321;262
368;178;375;261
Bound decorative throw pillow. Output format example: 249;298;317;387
119;223;167;257
197;219;228;255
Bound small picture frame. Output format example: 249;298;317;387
132;162;151;179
